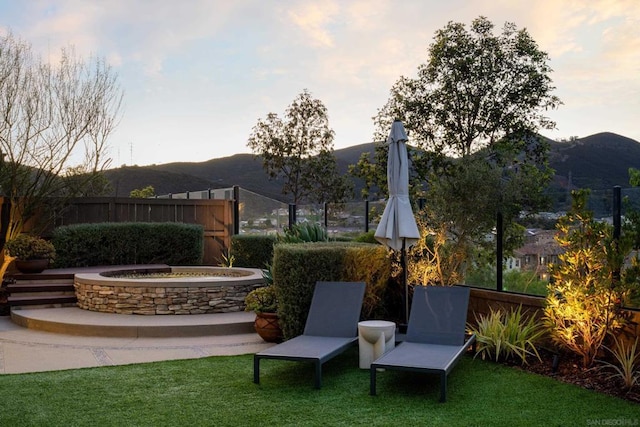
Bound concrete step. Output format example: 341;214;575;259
7;282;75;293
8;278;74;286
8;295;78;307
10;307;256;338
11;272;75;282
8;291;75;299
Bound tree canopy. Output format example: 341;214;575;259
354;16;561;195
247;89;351;204
352;16;561;285
379;16;560;160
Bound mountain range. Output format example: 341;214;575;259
103;132;640;203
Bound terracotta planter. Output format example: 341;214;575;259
254;312;283;343
15;259;50;274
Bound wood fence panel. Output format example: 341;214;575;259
200;200;233;266
51;197;233;265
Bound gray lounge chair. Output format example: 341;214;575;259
253;281;366;389
370;285;475;402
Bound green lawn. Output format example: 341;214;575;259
1;349;638;426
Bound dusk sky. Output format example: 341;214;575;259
1;0;638;167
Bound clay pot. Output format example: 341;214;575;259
15;259;50;274
254;312;283;343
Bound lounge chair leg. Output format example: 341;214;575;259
439;372;447;403
314;362;322;389
253;355;260;385
370;366;377;396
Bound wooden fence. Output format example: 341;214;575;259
50;197;234;265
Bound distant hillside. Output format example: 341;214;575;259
104;166;220;198
103;133;640;204
548;132;640;191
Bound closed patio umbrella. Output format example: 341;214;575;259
374;120;420;326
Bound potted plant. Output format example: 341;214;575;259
245;284;282;342
5;234;56;274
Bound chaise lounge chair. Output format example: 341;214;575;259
253;281;366;389
370;285;475;402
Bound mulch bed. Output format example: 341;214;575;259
509;348;640;404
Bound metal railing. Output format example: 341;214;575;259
156;186;388;236
156;185;640;307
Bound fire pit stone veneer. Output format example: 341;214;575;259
74;267;265;315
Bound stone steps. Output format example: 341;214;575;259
7;275;77;308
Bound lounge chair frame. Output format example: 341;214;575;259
370;285;475;402
253;281;366;389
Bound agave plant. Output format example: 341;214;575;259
279;222;328;243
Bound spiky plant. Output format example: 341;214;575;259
469;305;544;365
599;335;640;391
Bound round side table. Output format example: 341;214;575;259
358;320;396;369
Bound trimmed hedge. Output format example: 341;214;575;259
51;222;204;267
272;242;391;339
230;234;276;268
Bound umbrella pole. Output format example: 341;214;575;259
402;238;408;327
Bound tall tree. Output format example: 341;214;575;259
352;16;560;284
247;89;351;204
0;32;123;278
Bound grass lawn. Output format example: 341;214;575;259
1;348;638;426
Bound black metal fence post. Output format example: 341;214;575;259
613;185;621;240
288;204;296;229
496;210;504;292
365;199;369;233
233;185;240;235
324;202;328;228
613;185;621;285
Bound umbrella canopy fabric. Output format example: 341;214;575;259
374;120;420;251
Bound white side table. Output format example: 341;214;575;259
358;320;396;369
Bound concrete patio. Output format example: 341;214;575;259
0;308;273;374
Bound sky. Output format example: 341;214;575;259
0;0;638;167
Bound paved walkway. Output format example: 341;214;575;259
0;310;274;374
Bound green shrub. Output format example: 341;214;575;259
5;235;56;261
272;242;390;339
354;230;378;244
342;244;391;319
244;285;278;313
544;190;634;368
51;222;203;267
468;305;544;365
229;234;276;268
